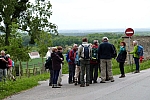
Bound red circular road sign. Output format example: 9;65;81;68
125;28;134;37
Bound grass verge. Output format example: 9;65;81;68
0;73;49;100
1;60;150;100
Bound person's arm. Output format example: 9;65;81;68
130;46;137;54
98;45;101;60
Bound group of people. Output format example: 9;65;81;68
0;50;15;82
46;37;142;88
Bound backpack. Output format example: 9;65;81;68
111;44;117;58
66;50;74;62
81;44;90;59
137;45;143;57
91;47;98;60
12;60;14;67
44;57;52;69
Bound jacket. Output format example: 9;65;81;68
0;56;8;69
78;42;92;61
130;45;140;58
51;52;62;70
7;58;12;68
98;42;114;59
69;49;77;64
116;46;127;63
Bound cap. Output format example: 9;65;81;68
102;37;109;41
6;54;10;57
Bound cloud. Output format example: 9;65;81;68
50;0;150;29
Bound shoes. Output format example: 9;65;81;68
111;80;115;82
58;83;62;86
119;75;125;78
100;81;106;83
69;82;73;84
74;81;77;86
52;84;61;88
134;70;140;73
90;81;92;84
52;86;61;88
49;83;52;86
86;83;89;86
105;78;110;81
13;78;16;81
80;84;85;87
94;80;97;83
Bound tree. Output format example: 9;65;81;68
20;0;58;44
0;0;29;45
34;30;52;72
7;22;30;76
0;0;58;45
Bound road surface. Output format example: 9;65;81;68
4;68;150;100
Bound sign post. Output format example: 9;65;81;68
125;28;134;72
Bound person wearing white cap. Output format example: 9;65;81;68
6;54;16;81
98;37;115;83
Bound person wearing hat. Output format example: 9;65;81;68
98;37;115;83
6;54;16;81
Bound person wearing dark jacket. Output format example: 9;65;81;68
57;46;64;86
116;42;127;78
98;37;115;83
45;56;53;86
68;44;78;84
51;47;62;88
0;50;8;82
90;40;99;84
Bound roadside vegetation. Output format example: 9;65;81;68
0;58;150;100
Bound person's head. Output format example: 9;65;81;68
1;50;5;56
133;40;138;46
6;54;10;58
57;46;63;52
120;42;126;47
93;40;98;45
52;47;58;53
82;37;88;42
102;37;109;42
73;44;78;50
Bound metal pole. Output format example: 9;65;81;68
128;37;131;68
128;37;133;72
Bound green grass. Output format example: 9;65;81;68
0;73;49;100
1;58;150;100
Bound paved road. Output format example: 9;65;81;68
4;69;150;100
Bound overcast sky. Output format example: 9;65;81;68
32;0;150;30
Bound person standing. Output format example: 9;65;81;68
90;40;99;84
78;37;92;87
68;44;78;84
74;50;81;85
116;42;127;78
0;50;8;82
129;40;140;73
98;37;115;83
57;46;64;86
6;54;16;81
51;47;62;88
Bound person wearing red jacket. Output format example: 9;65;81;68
68;44;78;84
6;54;16;81
90;40;99;84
